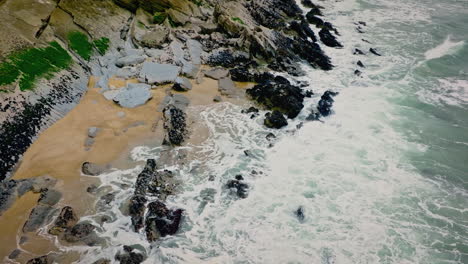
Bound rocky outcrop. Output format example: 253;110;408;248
115;245;146;264
145;201;183;241
247;77;305;118
264;111;288;129
226;175;249;199
317;91;339;117
162;105;187;146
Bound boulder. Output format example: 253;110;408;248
115;55;146;67
158;94;190;111
63;222;100;245
26;255;53;264
218;78;238;97
306;14;324;27
290;20;317;42
370;48;382;56
38;189;62;206
129;195;147;232
81;162;106;176
317;91;339;117
187;39;202;65
48;206;78;235
88;127;100;138
139;26;169;49
172;77;192;91
204;68;229;80
23;204;57;232
296;206;305;222
226;175;249;198
115;245;146;264
319;28;342;48
246;79;304;118
357;60;365;67
162;105;187;146
145;201;183;241
264;111;288;129
139;62;180;84
181;63;200;79
113;83;152;108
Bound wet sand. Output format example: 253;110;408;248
0;74;244;261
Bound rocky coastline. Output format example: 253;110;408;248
0;0;381;262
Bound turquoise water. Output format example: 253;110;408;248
74;0;468;263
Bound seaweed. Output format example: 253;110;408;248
93;37;110;55
67;31;93;61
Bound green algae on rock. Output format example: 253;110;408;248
67;31;93;61
93;37;111;55
0;42;72;92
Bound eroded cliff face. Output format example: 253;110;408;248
0;0;337;180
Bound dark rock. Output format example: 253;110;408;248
306;110;321;121
100;193;116;205
163;105;187;146
87;185;98;193
82;162;106;176
307;7;323;17
242;107;259;116
145;201;183;242
264;111;288;129
362;39;371;43
266;133;276;141
301;0;322;8
207;50;250;68
353;48;365;55
129;195;147;232
304;90;313;98
369;48;382;56
244;150;252;157
317;91;339;117
213;95;222;102
115;245;146;264
268;57;305;76
357;60;365;68
306;14;323;27
230;67;274;83
247;80;304;118
290;20;317;42
354;70;362;76
64;222;96;244
226;177;249;198
49;206;78;235
134;159;176;199
296;206;305;222
291;37;333;70
358;21;367;26
26;255;51;264
8;249;21;259
319;28;342;48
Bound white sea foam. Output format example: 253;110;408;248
70;0;468;263
424;35;465;61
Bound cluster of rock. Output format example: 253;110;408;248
128;159;182;244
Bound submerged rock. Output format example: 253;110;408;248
357;60;365;67
247;79;304;118
226;176;249;198
319;28;343;48
129;195;147;232
264;111;288;129
296;206;305;222
145;201;183;241
115;245;146;264
26;255;53;264
63;222;99;245
23;204;57;232
317;91;339;117
49;206;78;235
369;48;382;56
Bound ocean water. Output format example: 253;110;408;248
73;0;468;263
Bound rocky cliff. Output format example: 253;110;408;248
0;0;340;180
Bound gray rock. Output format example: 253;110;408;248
31;176;57;193
140;26;169;48
139;62;180;84
204;68;229;80
121;48;145;57
81;162;106;176
158;94;190;111
145;49;164;58
213;95;222;102
113;83;152;108
38;189;62;206
63;222;101;245
187;39;202;65
181;63;200;79
96;75;109;90
173;77;192;91
170;40;186;65
115;55;146;68
8;249;21;259
102;89;120;101
218;77;238;97
115;67;139;79
84;138;95;148
88;127;100;138
23;204;57;232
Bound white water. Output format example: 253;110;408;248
68;0;468;263
424;35;465;61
